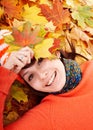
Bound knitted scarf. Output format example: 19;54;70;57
60;58;82;93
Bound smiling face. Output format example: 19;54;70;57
20;58;66;93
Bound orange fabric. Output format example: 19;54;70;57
0;61;93;130
0;38;4;44
0;39;9;58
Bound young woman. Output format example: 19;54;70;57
0;46;93;130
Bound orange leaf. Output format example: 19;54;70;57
1;0;23;20
49;38;60;53
12;22;42;46
40;0;70;30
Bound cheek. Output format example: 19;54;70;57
26;78;43;91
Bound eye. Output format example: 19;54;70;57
28;74;34;81
38;58;43;65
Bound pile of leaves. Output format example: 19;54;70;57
1;0;93;126
3;80;43;126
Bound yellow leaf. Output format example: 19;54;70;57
78;0;93;6
11;86;28;103
6;111;19;121
65;0;80;8
87;41;93;57
33;38;55;59
12;19;25;30
22;4;48;26
83;26;93;35
66;0;75;8
0;7;4;18
39;0;52;5
4;34;21;52
45;21;56;32
75;40;92;63
67;26;92;43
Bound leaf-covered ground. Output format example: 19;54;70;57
0;0;93;126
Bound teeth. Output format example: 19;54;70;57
47;72;55;86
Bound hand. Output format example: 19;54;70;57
3;46;34;74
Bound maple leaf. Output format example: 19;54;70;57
1;0;23;20
33;38;56;60
4;34;21;52
78;0;93;6
69;26;92;43
40;0;70;30
39;0;52;5
11;86;28;103
45;21;56;32
22;4;48;25
84;27;93;35
49;38;60;53
87;40;93;57
66;0;75;7
21;0;38;6
12;22;42;47
71;5;93;28
12;19;25;29
0;7;4;18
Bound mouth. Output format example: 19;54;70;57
46;71;57;86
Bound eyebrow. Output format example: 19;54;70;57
22;57;44;77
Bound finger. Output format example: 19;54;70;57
16;51;31;64
19;46;34;58
16;54;28;64
11;58;26;73
3;51;28;73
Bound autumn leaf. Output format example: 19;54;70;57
1;0;23;20
87;41;93;57
4;34;21;52
65;0;75;8
3;79;42;126
39;0;52;5
0;7;4;18
11;85;28;103
78;0;93;6
71;5;93;28
49;38;60;53
40;0;70;30
33;38;56;59
68;26;92;43
2;0;93;126
12;22;42;47
65;0;81;8
45;21;56;32
3;111;19;126
12;19;25;29
22;4;48;26
21;0;37;5
84;27;93;35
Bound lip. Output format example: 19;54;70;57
45;71;57;87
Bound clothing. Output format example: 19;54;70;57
0;60;93;130
52;58;82;94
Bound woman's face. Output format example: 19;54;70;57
20;58;66;93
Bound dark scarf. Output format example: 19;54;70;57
27;58;82;96
60;58;82;93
